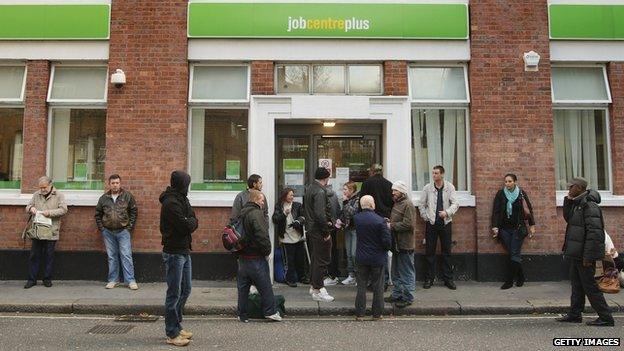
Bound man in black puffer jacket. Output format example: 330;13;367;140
159;170;199;346
557;177;614;327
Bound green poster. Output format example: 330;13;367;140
188;2;468;39
283;159;305;173
73;163;88;181
226;160;241;180
549;5;624;40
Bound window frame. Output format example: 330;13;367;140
553;106;613;197
274;63;384;96
46;63;109;105
408;63;470;105
0;63;27;104
45;106;108;192
188;63;251;104
550;64;612;105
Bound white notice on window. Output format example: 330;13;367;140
335;167;350;189
34;211;52;226
285;173;304;186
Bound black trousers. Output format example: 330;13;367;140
568;260;613;322
327;230;340;278
282;241;307;284
424;222;453;282
355;264;384;318
28;239;56;282
309;233;332;290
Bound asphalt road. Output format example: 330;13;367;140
0;313;622;351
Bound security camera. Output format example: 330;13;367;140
111;69;126;88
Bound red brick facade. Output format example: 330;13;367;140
383;61;408;96
608;63;624;195
251;61;275;95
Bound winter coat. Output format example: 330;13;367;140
239;202;272;257
390;195;415;251
491;188;535;234
562;190;605;262
25;187;68;241
95;189;138;232
272;201;304;242
417;181;459;225
339;192;360;230
303;181;333;237
354;209;392;266
231;189;268;221
359;174;394;218
160;171;198;254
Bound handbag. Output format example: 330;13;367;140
520;192;531;220
597;268;621;294
23;214;54;241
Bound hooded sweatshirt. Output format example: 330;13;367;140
160;171;198;254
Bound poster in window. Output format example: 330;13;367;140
73;163;88;181
226;160;241;180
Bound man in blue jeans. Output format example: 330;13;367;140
236;189;282;322
95;174;139;290
159;171;198;347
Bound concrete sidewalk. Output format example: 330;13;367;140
1;280;622;317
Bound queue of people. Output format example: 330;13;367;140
18;165;621;347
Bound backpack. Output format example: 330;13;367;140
222;217;245;252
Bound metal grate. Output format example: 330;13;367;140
115;314;159;323
87;324;134;335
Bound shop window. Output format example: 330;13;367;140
48;66;108;103
0;108;23;189
49;109;106;190
190;65;249;102
551;67;611;103
409;66;469;103
275;64;382;95
411;109;468;191
554;109;609;191
0;65;26;102
189;109;248;191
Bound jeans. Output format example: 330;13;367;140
237;258;276;320
102;229;136;283
499;228;524;263
163;253;192;338
309;233;332;290
392;251;415;303
28;239;56;282
344;229;357;275
424;223;453;282
355;264;384;318
283;242;307;284
568;260;613;322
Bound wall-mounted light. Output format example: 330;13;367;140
111;69;126;88
323;121;336;128
523;51;540;72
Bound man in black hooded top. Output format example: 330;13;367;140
159;170;198;346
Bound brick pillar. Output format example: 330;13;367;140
21;60;50;193
608;63;624;195
469;0;560;255
251;61;274;95
383;61;408;96
106;0;189;252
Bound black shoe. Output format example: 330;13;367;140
24;281;36;289
585;318;614;327
286;281;298;288
514;262;525;287
299;278;310;285
384;296;396;303
500;281;514;290
444;280;457;290
238;317;249;323
423;280;433;289
394;300;412;309
43;280;52;288
556;314;582;323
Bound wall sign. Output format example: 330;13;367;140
550;4;624;40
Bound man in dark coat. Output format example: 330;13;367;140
359;164;393;219
159;170;198;346
557;177;614;327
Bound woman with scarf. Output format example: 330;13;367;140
491;173;536;289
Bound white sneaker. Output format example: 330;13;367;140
105;282;118;289
312;288;334;302
323;277;339;286
250;285;258;294
266;312;282;322
309;287;316;295
341;275;356;285
128;282;139;290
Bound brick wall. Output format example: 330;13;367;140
251;61;274;95
383;61;408;96
608;63;624;195
469;0;561;254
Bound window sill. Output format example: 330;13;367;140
410;191;475;207
0;190;101;206
188;191;239;207
556;191;624;207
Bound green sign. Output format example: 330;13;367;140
226;160;241;180
191;182;247;191
0;180;20;189
550;4;624;40
188;2;468;39
73;163;88;182
283;159;305;173
54;181;104;190
0;5;110;40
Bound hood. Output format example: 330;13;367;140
159;186;180;204
585;189;601;204
170;170;191;196
240;202;260;217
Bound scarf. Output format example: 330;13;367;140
503;186;520;219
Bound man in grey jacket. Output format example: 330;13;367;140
417;165;459;290
231;174;268;221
